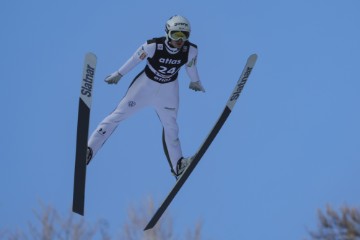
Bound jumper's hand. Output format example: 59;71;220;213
189;81;205;92
105;71;122;84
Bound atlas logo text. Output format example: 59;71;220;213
159;58;181;64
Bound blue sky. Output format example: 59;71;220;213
1;0;360;239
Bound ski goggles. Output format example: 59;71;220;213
168;31;190;41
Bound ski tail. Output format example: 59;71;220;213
72;52;97;215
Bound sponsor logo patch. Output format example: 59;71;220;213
97;128;106;135
137;47;147;60
128;101;136;107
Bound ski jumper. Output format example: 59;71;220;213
87;37;200;172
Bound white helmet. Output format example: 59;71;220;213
165;15;191;41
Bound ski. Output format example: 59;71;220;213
144;54;258;230
72;52;97;215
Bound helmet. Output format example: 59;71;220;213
165;15;191;41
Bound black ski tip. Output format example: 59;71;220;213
144;215;160;231
144;224;153;231
72;207;84;216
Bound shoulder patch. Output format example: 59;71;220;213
157;44;164;50
137;46;147;60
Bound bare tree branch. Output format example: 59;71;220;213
309;205;360;240
1;198;205;240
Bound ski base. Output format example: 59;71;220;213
72;52;97;215
144;54;258;230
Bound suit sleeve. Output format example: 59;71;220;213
118;42;156;76
185;45;201;83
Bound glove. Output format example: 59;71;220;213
189;81;205;92
104;71;122;84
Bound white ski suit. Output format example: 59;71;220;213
87;37;201;172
